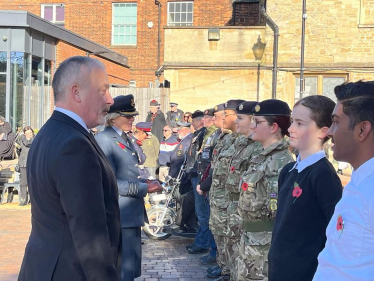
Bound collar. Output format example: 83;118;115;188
260;137;289;156
55;107;88;132
112;126;122;136
351;157;374;187
289;150;325;173
180;133;191;140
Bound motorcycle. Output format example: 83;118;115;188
143;158;190;240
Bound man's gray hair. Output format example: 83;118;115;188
52;56;105;102
105;112;120;127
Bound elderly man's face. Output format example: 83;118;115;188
80;67;113;129
150;106;158;114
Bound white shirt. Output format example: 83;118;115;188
55;107;88;132
289;150;325;173
313;157;374;281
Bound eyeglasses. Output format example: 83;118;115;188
251;118;268;127
119;114;135;119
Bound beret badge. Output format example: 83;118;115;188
131;99;135;107
214;105;218;110
255;105;261;112
239;104;244;110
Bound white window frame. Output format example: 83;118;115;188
129;80;136;88
167;1;193;26
112;3;137;46
41;3;65;27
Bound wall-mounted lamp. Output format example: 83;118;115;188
208;28;220;41
252;35;266;61
2;36;7;42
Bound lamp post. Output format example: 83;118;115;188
252;36;266;101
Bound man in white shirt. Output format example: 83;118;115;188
313;80;374;281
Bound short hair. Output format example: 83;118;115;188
295;95;336;143
105;112;120;127
264;115;291;137
0;116;5;122
52;56;105;102
334;80;374;130
23;126;34;134
193;116;204;122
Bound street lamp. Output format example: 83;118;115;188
252;36;266;101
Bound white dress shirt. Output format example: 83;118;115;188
289;150;326;173
313;157;374;281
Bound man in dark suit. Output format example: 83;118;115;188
18;56;121;281
145;99;166;142
95;95;162;281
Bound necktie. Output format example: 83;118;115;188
121;132;135;150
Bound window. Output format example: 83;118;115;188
129;80;136;88
168;2;193;26
232;1;264;26
294;74;347;102
112;3;137;45
41;4;65;27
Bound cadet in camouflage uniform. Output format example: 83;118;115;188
208;99;245;280
236;100;294;281
223;101;262;281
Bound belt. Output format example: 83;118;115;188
243;221;274;232
229;192;240;201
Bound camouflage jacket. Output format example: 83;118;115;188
238;138;293;223
226;136;262;193
210;129;232;170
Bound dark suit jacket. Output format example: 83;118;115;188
18;134;33;168
18;111;121;281
95;127;149;228
146;110;166;143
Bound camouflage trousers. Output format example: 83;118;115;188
224;200;243;281
214;235;230;275
236;231;272;281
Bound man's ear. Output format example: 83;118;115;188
271;122;279;135
318;126;329;140
71;84;81;103
358;121;372;142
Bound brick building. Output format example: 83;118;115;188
0;10;129;131
1;0;374;114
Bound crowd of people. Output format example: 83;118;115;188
17;56;374;281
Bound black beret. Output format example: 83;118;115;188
204;108;215;116
252;99;291;116
236;101;258;115
191;110;204;119
108;94;139;116
224;99;245;110
213;103;225;113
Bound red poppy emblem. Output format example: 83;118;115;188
336;214;344;238
241;182;248;191
116;142;125;149
230;166;235;173
213;149;217;155
292;182;302;203
151;99;156;103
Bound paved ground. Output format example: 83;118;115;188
0;201;210;281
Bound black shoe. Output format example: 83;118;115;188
186;243;195;250
199;254;217;265
185;226;198;234
206;265;220;274
206;268;222;278
188;245;209;254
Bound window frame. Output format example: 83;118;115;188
293;73;348;103
112;2;138;46
41;3;65;27
167;1;194;27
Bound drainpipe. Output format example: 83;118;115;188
155;0;161;69
300;0;307;98
261;7;278;99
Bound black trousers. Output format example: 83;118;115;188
175;190;197;227
121;227;142;281
19;167;28;203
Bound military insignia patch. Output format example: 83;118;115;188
176;150;182;156
255;105;261;112
131;99;135;107
214;106;218;110
239;104;244;110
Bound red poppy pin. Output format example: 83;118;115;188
292;182;302;203
241;182;248;191
230;166;235;173
213;149;217;155
116;141;126;150
336;214;344;238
